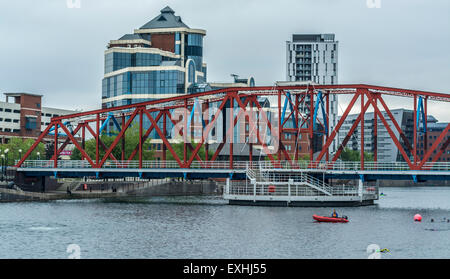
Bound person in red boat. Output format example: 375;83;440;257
332;209;338;218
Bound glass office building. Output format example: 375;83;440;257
101;6;256;143
102;6;207;110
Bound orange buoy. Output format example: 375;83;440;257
268;185;276;193
414;214;422;222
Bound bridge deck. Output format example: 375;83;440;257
15;160;450;181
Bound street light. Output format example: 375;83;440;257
37;152;41;160
4;149;9;167
1;154;5;182
18;149;22;164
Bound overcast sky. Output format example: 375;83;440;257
0;0;449;120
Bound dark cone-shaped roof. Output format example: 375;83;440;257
139;6;189;29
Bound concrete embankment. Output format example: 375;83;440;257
0;179;222;203
0;187;127;202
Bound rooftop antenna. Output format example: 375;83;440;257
230;74;239;82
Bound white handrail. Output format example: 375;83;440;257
15;160;450;171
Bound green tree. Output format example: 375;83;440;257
339;147;374;162
164;141;214;161
71;124;154;161
263;153;310;162
0;138;45;165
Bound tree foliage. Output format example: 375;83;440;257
70;124;154;161
0;138;45;165
164;141;214;161
339;147;374;162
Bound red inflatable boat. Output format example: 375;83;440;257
313;214;349;223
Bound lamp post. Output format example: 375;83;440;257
1;154;5;182
4;148;9;166
18;149;22;162
4;149;9;181
37;152;41;161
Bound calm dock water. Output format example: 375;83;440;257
1;186;449;259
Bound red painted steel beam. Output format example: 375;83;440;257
294;94;300;161
50;84;450;123
418;123;450;168
58;121;96;167
142;109;184;167
163;111;167;164
54;122;58;168
332;97;371;162
424;96;428;158
367;93;414;168
210;142;225;162
242;96;277;163
314;93;360;163
15;123;55;167
121;114;125;162
204;101;209;163
413;95;417;164
82;123;86;161
309;88;314;161
96;113;100;165
162;110;205;164
229;93;234;169
360;89;367;170
50;124;82;161
84;123;119;162
325;91;330;162
97;109;139;168
377;95;413;154
183;99;188;165
139;108;143;168
373;96;378;162
430;137;450;164
184;96;230;167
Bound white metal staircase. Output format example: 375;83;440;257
246;166;332;196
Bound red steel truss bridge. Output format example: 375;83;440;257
14;84;450;182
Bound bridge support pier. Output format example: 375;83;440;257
42;176;46;193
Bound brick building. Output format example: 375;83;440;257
0;93;77;144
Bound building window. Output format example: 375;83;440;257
13;119;19;123
5;109;11;113
4;119;11;122
25;117;37;130
36;103;41;108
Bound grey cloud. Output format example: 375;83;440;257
0;0;448;120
